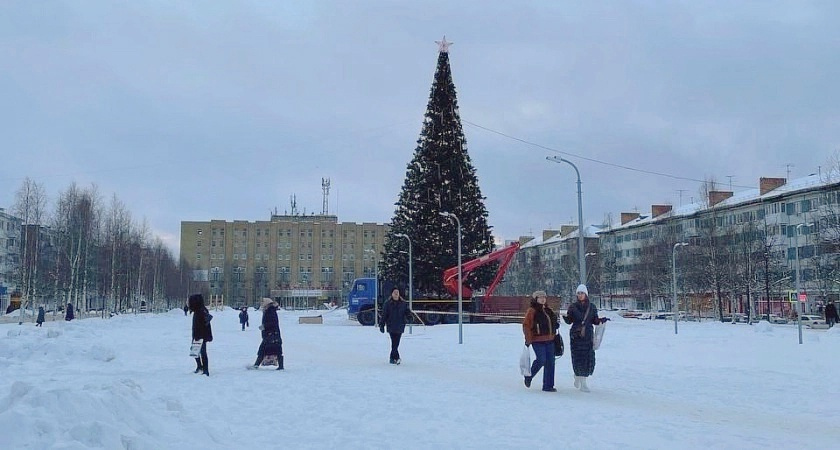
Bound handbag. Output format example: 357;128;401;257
519;345;532;377
189;339;203;357
553;334;564;357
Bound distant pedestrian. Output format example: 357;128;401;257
250;298;283;370
825;301;838;328
36;306;45;326
522;290;559;392
65;303;74;321
183;304;188;316
239;307;249;331
188;294;213;376
380;287;408;364
563;284;609;392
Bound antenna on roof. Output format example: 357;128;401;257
785;163;794;181
677;189;686;207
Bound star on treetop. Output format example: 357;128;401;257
436;36;453;53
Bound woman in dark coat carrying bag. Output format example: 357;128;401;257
250;298;283;370
188;293;213;376
563;284;608;392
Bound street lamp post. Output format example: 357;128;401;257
394;233;413;334
439;212;463;344
793;223;812;345
672;242;689;335
365;249;379;328
547;156;586;285
585;252;597;306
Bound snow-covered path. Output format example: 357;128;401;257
1;308;838;449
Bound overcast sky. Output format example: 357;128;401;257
3;1;840;256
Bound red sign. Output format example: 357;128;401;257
798;293;807;302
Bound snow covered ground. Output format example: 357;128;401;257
1;307;838;449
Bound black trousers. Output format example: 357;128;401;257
389;332;402;361
194;341;208;373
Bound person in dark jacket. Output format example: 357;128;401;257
36;306;45;326
825;301;838;328
380;287;408;364
563;284;608;392
239;307;249;331
251;298;283;370
65;303;74;321
188;293;213;376
522;290;559;392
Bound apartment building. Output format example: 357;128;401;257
599;174;840;315
497;225;601;301
0;208;22;309
180;214;388;308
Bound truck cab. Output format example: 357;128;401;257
347;278;382;326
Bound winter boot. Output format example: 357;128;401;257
574;376;581;389
194;358;203;374
276;356;284;370
524;376;533;388
202;359;209;376
579;377;590;392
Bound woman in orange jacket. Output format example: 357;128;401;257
522;290;559;392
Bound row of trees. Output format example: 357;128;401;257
12;178;190;320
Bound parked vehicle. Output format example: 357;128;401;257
347;242;522;326
798;314;829;329
767;314;788;324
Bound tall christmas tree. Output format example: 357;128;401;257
382;37;495;296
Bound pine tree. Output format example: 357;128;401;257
382;38;494;297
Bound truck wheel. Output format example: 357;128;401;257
425;306;442;325
358;309;375;326
443;306;458;324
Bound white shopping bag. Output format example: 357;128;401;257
593;323;606;350
189;339;203;357
519;345;532;376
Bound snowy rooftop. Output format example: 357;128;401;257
603;173;836;233
520;224;604;249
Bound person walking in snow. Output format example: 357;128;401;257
563;284;608;392
380;287;408;364
251;298;283;370
65;303;74;321
188;293;213;376
522;290;559;392
825;301;838;328
36;306;45;326
239;307;249;331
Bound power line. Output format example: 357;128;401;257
462;119;755;190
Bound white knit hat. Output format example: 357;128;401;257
576;284;589;295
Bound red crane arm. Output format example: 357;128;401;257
442;242;520;298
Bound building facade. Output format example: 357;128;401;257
599;174;840;316
0;208;22;310
180;214;388;308
497;225;601;302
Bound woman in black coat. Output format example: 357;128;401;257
65;303;74;321
188;293;213;376
251;298;283;370
563;284;607;392
380;288;408;364
36;306;45;326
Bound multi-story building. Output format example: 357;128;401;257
0;208;22;310
599;174;840;316
180;214;388;308
498;225;601;301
